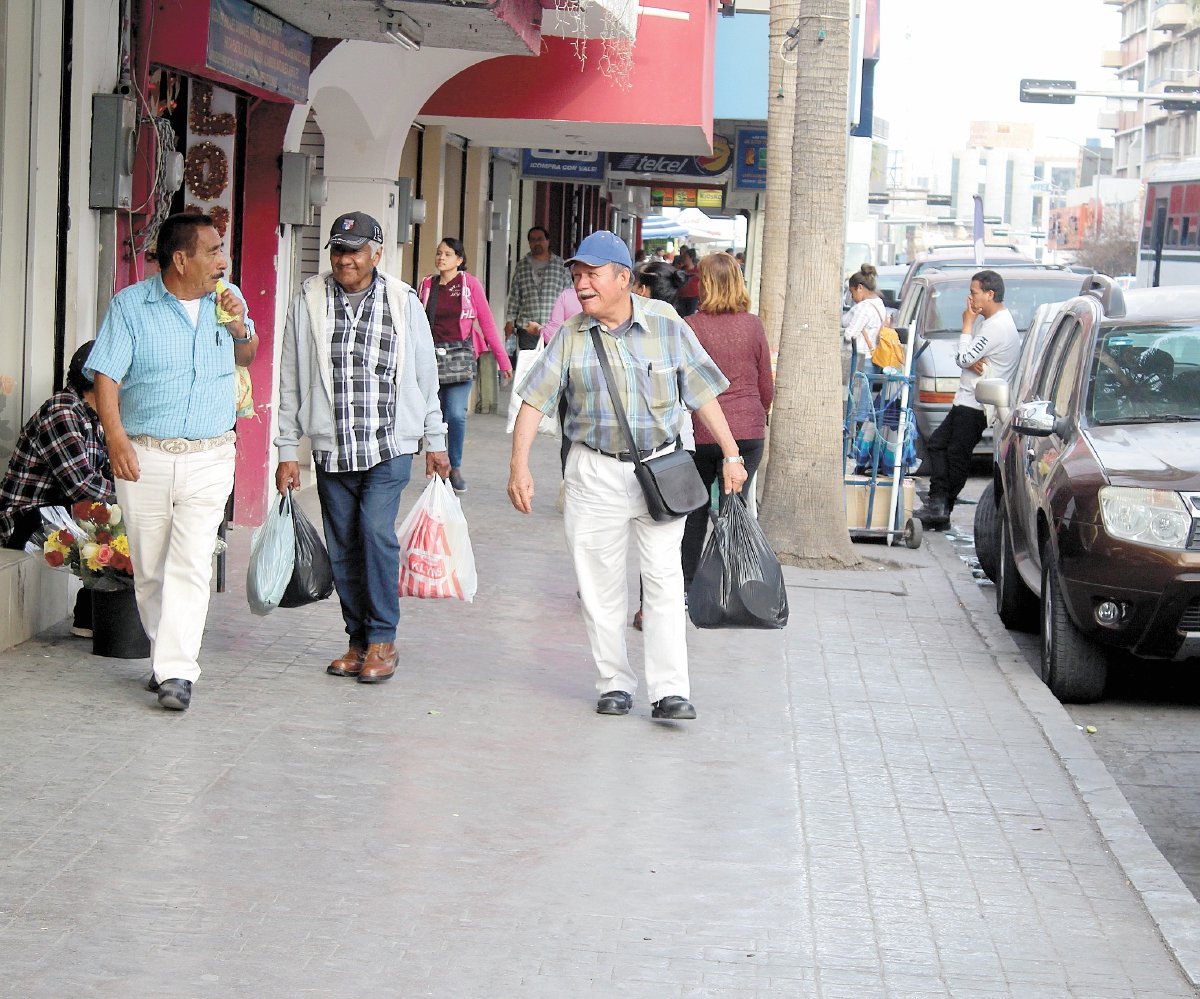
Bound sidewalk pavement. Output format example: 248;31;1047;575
1;411;1197;999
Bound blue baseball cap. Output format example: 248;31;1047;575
566;231;633;270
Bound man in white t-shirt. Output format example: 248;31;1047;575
917;270;1021;529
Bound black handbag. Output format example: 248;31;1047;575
434;339;475;384
425;278;475;385
589;329;708;523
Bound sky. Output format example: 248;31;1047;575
874;0;1123;179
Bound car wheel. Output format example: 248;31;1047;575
1040;554;1107;703
996;508;1037;632
973;480;999;581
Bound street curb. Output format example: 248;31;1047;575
923;526;1200;990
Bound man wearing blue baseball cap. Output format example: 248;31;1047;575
275;211;449;685
507;230;747;722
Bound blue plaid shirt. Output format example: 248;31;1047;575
517;295;729;454
86;274;254;439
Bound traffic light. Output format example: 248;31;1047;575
1020;79;1076;105
1161;85;1200;112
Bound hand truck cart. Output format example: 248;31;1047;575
842;331;922;549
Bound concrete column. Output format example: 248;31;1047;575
462;145;491;282
418;125;448;279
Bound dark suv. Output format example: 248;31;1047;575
976;279;1200;702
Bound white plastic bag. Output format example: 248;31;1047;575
397;477;478;602
247;492;296;616
506;341;559;437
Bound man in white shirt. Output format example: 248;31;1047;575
917;270;1021;529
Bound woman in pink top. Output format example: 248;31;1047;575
541;286;583;343
681;253;774;588
418;237;512;494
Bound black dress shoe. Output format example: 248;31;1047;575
157;678;192;711
651;695;696;720
596;690;633;715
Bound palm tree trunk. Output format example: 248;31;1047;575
759;0;862;568
759;0;800;356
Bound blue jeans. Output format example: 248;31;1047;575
316;454;413;646
438;379;473;469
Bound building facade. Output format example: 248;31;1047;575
0;0;721;649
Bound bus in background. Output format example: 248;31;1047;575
1138;160;1200;288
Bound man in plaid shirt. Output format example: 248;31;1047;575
0;341;114;635
504;226;572;352
508;231;748;723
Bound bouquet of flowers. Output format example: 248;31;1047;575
29;501;134;591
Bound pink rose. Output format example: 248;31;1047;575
95;544;113;566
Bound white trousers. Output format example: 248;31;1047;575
563;443;689;702
115;441;235;684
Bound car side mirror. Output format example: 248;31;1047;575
880;290;899;310
974;377;1010;409
893;325;909;344
1011;400;1056;437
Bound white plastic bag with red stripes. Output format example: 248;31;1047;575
397;476;477;602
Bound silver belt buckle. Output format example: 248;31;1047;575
162;438;190;455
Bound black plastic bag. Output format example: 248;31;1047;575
687;494;789;630
278;496;334;608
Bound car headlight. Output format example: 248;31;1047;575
1099;486;1192;550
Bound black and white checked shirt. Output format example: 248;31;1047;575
316;274;401;473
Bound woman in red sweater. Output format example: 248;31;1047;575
681;253;774;589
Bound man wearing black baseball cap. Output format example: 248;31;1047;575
276;211;449;684
507;230;747;722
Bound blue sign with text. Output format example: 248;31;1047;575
521;149;606;183
207;0;311;103
735;129;767;191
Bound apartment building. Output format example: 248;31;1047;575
1106;0;1200;177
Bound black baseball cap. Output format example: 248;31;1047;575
326;212;384;249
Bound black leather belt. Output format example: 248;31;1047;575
582;440;675;463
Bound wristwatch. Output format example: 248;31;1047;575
722;455;744;465
230;330;255;344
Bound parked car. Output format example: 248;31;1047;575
973;298;1072;582
975;279;1200;703
896;244;1036;305
895;268;1094;452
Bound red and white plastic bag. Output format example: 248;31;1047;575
397;476;477;602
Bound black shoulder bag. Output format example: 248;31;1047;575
589;328;708;523
426;278;475;385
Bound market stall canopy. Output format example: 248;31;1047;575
640;216;690;240
641;209;744;249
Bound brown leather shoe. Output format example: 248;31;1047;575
328;646;366;677
358;642;398;683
